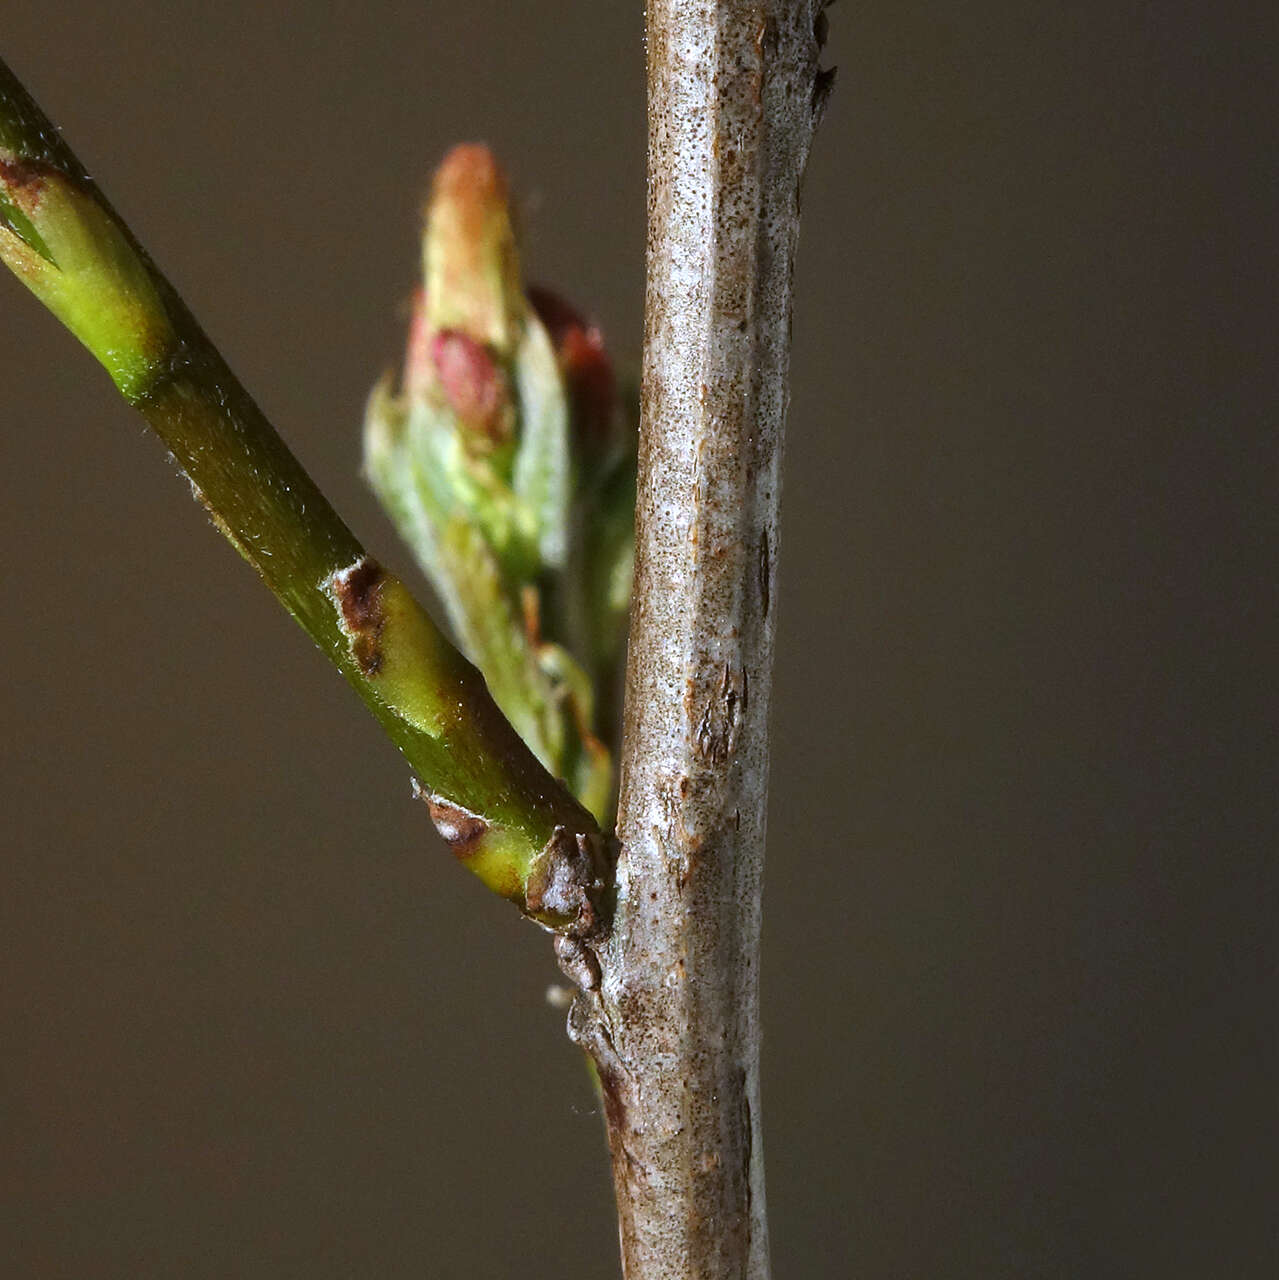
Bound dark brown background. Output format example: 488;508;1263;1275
3;3;1275;1277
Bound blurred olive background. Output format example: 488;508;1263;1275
2;3;1275;1277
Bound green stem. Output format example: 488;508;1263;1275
0;55;604;933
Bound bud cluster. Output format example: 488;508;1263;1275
364;145;635;821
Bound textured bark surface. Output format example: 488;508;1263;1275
567;4;829;1277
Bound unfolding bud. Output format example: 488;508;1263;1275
0;153;174;399
365;143;636;821
423;144;524;355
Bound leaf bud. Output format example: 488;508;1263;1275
0;153;174;400
422;143;524;356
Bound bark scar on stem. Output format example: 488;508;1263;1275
410;780;490;860
554;934;602;991
692;663;747;764
0;154;51;202
527;825;608;939
326;556;387;675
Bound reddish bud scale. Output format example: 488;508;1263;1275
430;329;510;445
529;285;617;453
403;289;511;448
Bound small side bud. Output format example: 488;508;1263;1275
0;153;174;399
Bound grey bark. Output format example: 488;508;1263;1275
566;4;830;1277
